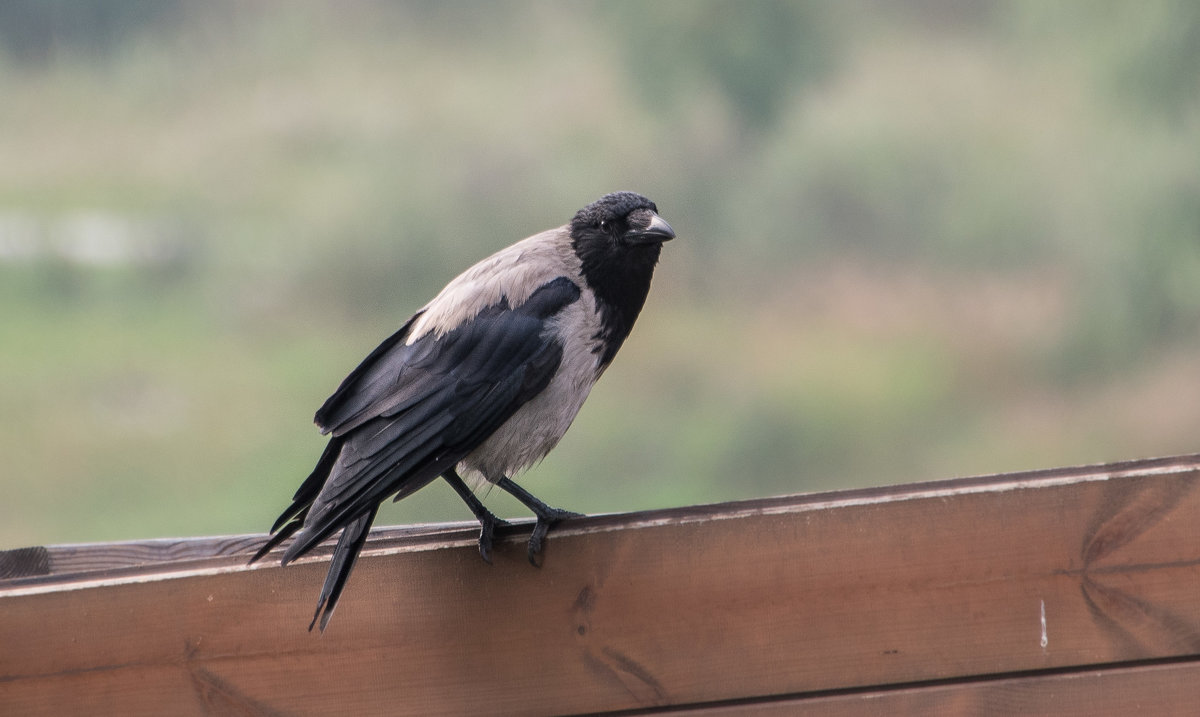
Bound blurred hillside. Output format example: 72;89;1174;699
2;1;1198;547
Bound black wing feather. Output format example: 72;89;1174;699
313;311;424;434
283;294;572;559
257;277;581;628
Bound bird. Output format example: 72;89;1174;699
251;191;675;631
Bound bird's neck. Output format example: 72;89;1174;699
580;245;661;367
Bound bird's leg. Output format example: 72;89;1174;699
495;476;582;567
442;469;509;564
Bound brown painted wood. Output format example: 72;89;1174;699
3;454;1200;715
661;659;1200;716
0;523;468;586
10;451;1198;584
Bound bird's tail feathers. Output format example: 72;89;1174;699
248;520;303;564
280;437;343;529
247;437;343;565
310;507;377;632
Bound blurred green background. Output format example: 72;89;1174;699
2;1;1199;548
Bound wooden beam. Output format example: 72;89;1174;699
3;454;1200;715
661;659;1200;715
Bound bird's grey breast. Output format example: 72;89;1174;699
458;285;605;483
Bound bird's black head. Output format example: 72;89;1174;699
569;191;675;366
570;191;675;250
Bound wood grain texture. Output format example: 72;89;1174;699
661;659;1200;716
3;454;1200;715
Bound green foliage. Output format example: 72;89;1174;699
0;0;186;67
1016;0;1200;122
2;1;1200;547
606;0;839;132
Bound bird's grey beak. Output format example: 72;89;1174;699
625;212;676;244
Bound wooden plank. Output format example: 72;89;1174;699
10;452;1196;581
10;451;1198;584
3;454;1200;715
0;523;468;586
9;452;1199;585
660;659;1200;716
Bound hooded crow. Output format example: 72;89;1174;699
252;191;675;630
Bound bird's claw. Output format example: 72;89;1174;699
526;508;583;567
478;513;510;564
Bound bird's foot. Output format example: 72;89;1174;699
492;476;582;567
527;507;583;567
477;511;510;564
441;470;511;564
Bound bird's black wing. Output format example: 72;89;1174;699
313;310;427;435
259;277;582;628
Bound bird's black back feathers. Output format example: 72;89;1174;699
283;277;582;558
313;312;424;434
255;277;583;628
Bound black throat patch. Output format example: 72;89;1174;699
571;234;662;367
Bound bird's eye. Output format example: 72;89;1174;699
599;220;609;231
